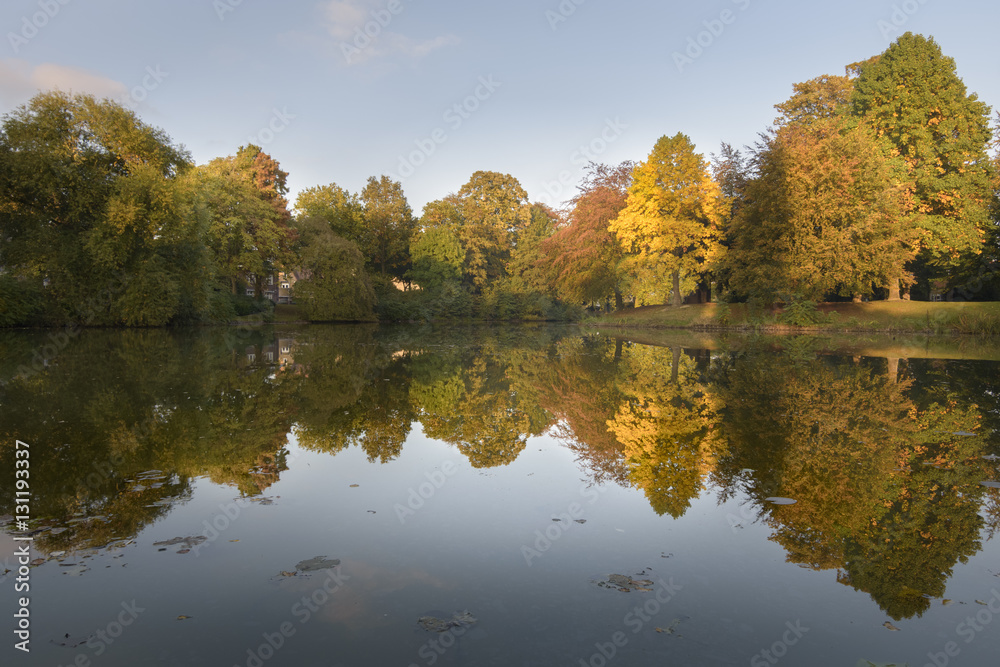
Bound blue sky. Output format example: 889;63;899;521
1;0;997;213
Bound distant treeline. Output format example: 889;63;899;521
0;32;997;327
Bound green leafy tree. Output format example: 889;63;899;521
292;217;375;321
360;175;415;280
507;203;558;294
409;226;464;290
454;171;532;290
852;33;993;297
294;183;364;242
710;143;750;296
0;91;207;326
197;157;288;296
610;134;723;306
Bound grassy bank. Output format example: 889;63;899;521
588;301;1000;336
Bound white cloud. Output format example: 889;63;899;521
323;0;370;40
317;0;458;65
0;60;126;110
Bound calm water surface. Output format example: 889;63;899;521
1;325;999;666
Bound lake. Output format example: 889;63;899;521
2;324;999;666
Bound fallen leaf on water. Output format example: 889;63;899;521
295;556;341;572
349;484;359;488
975;600;987;606
883;621;901;631
176;615;191;620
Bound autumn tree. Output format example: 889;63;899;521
852;33;993;298
197;151;294;298
610;134;723;306
543;161;632;308
232;145;296;299
725;78;916;303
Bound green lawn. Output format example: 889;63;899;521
588;301;1000;335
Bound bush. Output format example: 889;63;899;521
0;276;43;327
779;297;829;327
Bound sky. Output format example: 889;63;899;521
1;0;998;214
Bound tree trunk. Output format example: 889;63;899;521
852;293;862;303
887;277;901;301
671;270;682;307
614;338;623;363
615;290;623;311
887;357;899;384
671;346;681;383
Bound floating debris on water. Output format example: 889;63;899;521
765;497;797;505
417;611;477;633
50;633;93;648
295;556;341;572
153;536;207;552
596;573;656;593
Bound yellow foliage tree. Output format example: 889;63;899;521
610;133;724;306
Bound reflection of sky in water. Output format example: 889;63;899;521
2;328;1000;666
